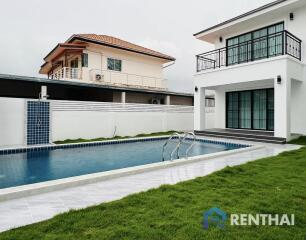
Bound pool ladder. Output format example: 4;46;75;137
162;132;196;161
179;132;196;159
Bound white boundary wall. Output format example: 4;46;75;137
0;98;26;147
51;100;194;141
0;98;219;147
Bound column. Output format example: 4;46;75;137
165;95;170;105
194;87;206;130
121;91;126;103
274;75;291;139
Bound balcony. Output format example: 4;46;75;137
49;67;167;90
90;69;167;90
50;67;82;80
196;30;302;73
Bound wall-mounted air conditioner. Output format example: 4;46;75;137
150;98;161;104
95;74;104;81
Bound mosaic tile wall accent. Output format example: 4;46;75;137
27;101;50;145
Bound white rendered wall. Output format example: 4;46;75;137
82;44;166;84
0;98;25;147
0;98;195;147
194;55;304;139
290;65;306;135
51;101;194;141
205;107;215;129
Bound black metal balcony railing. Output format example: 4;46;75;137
196;30;302;72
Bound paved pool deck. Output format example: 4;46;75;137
0;137;300;233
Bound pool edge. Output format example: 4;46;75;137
0;145;263;202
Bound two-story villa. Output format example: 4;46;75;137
39;34;174;90
31;34;193;105
194;0;306;143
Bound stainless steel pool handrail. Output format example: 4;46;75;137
178;132;196;158
162;133;181;161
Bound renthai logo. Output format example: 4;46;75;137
203;207;295;229
203;207;227;229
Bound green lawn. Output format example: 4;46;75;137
289;136;306;145
54;131;181;144
1;146;306;239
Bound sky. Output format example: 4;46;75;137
0;0;273;93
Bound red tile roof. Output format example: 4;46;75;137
68;34;175;61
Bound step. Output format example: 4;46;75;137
194;131;286;144
194;130;285;142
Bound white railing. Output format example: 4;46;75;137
50;67;82;80
90;69;167;90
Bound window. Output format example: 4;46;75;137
82;53;88;67
226;89;274;130
70;58;78;68
205;98;215;107
227;22;284;65
239;91;252;129
226;92;239;129
107;58;122;71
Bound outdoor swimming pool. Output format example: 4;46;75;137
0;138;247;189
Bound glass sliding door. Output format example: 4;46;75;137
253;90;267;130
226;89;274;131
226;22;284;66
227;38;239;66
238;34;252;64
226;92;239;128
253;28;268;60
267;89;274;131
239;91;252;129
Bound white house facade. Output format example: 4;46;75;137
194;0;306;142
39;34;175;90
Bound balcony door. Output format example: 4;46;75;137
226;89;274;131
70;58;79;79
226;22;284;66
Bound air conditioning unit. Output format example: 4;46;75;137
95;74;104;81
150;98;161;104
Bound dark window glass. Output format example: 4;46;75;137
253;90;267;130
227;23;284;65
226;92;239;128
82;53;88;67
226;89;274;131
267;89;274;131
239;91;251;129
107;58;122;71
70;58;78;68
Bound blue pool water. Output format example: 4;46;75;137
0;139;245;189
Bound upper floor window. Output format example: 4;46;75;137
227;22;284;66
82;53;88;67
70;58;79;68
107;58;122;71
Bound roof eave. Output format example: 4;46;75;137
69;36;175;62
193;0;290;38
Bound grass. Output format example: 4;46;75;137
289;136;306;145
1;146;306;239
54;131;181;144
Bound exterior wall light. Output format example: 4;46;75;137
219;37;223;43
290;12;294;21
195;86;198;92
277;75;282;84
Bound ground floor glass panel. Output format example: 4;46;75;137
226;89;274;131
